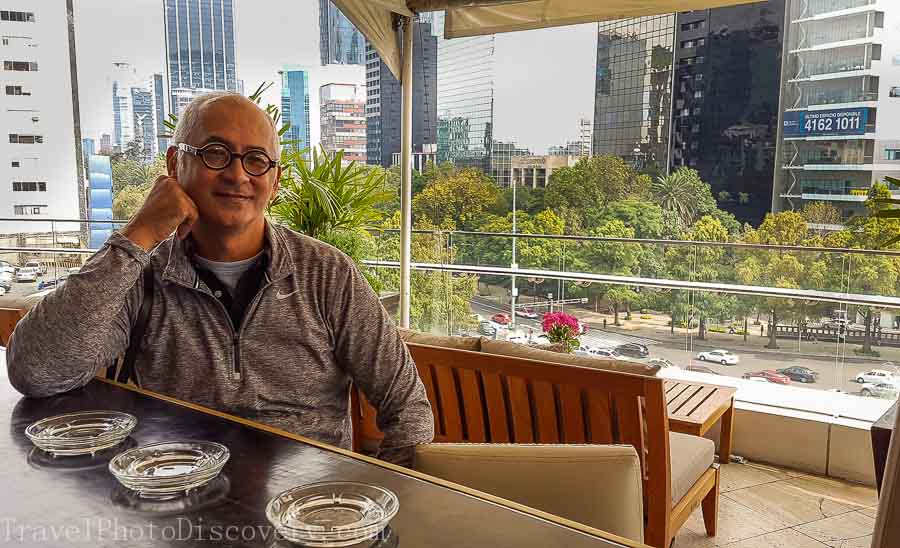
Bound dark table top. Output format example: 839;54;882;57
0;378;639;548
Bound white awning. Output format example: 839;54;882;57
332;0;764;79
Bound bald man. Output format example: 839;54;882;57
7;92;434;466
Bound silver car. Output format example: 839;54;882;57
860;382;899;399
15;268;37;283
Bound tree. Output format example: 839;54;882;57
650;167;716;229
110;153;166;194
801;201;842;238
579;220;640;326
112;181;153;219
412;167;501;230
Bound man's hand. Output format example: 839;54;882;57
121;176;200;251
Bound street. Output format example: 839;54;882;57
469;296;894;396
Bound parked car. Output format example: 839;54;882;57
776;366;819;384
615;342;650;359
856;369;896;384
742;370;791;384
15;268;37;283
514;308;538;319
685;365;721;375
491;313;511;325
696;349;739;365
860;382;900;399
0;260;16;275
23;261;45;276
478;321;497;336
576;347;623;360
0;276;10;296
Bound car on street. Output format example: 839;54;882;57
15;268;37;283
615;342;650;359
860;382;900;399
491;313;511;325
478;321;497;336
0;276;10;296
742;370;791;384
776;366;819;384
576;347;623;360
0;261;16;275
23;261;45;276
647;357;678;369
856;369;896;384
696;349;740;365
685;365;720;375
515;308;538;319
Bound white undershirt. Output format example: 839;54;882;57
194;251;263;295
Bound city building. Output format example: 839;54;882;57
773;0;900;223
490;140;532;186
391;145;437;172
431;12;495;172
593;16;676;171
280;67;312;158
365;18;437;168
578;117;593;156
82;138;95;160
319;0;364;66
99;133;112;155
548;142;585;156
511;155;581;188
111;64;164;161
111;62;138;153
131;87;155;161
671;2;785;225
163;0;238;116
320;83;366;164
86;155;113;248
150;73;168;153
1;1;85;231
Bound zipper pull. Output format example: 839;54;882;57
233;338;242;381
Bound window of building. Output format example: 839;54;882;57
5;85;30;95
3;60;37;71
8;134;42;144
13;204;45;216
0;11;36;22
681;40;695;49
694;90;703;99
680;20;706;32
886;149;900;161
10;161;19;168
695;73;704;81
697;38;706;47
12;181;46;192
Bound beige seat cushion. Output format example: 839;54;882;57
669;432;715;504
414;443;644;543
480;338;660;377
397;328;481;351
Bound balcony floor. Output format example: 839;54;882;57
676;461;878;547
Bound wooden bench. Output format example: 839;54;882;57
353;342;720;548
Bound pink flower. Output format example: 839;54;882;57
542;312;581;334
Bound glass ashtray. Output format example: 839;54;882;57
25;410;137;456
266;482;399;547
108;441;229;499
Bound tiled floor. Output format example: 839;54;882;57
675;461;879;548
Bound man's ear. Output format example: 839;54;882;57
166;145;178;177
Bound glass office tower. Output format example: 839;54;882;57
280;68;312;159
319;0;364;66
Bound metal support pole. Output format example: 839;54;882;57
399;16;414;328
510;180;517;329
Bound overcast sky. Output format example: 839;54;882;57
74;0;597;155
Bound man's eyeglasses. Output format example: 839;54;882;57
178;143;277;177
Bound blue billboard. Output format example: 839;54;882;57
783;108;868;138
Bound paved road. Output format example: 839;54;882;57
469;297;892;396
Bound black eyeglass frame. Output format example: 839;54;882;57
177;142;277;176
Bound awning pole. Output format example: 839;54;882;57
399;15;414;329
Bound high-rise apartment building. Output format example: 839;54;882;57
593;16;676;171
1;1;84;231
431;12;495;172
99;133;112;155
365;18;437;168
163;0;238;116
672;2;785;225
111;62;137;153
280;68;311;158
151;73;167;153
774;0;900;223
111;64;165;161
320;83;366;164
319;0;364;66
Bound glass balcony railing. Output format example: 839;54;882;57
803;0;875;19
795;47;869;78
784;151;874;166
798;15;872;49
2;219;899;425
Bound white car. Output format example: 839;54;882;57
860;382;900;399
576;347;623;360
23;261;45;276
696;349;739;365
514;308;539;319
856;369;896;384
15;268;37;283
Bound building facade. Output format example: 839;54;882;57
280;68;311;159
365;18;437;168
320;83;366;164
490;140;532;186
1;1;84;232
431;12;495;172
593;16;676;171
151;73;167;153
87;155;113;248
511;155;580;188
672;2;785;226
163;0;238;116
99;133;112;155
773;0;900;222
319;0;364;66
111;62;137;153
